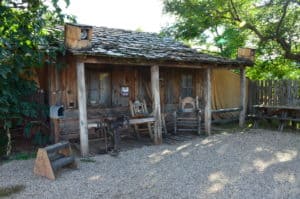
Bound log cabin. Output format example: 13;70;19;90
38;23;253;156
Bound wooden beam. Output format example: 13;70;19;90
204;68;212;135
211;107;241;113
74;54;251;69
76;62;89;156
239;67;247;127
151;65;162;144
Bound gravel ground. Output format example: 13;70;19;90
1;129;300;199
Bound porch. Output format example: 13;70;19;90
49;61;247;156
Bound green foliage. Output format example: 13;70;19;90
162;0;300;79
163;0;300;61
215;27;247;58
24;121;50;146
246;57;300;80
0;0;73;156
80;158;96;163
11;152;36;160
0;185;25;197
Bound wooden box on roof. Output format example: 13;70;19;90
237;48;255;62
64;23;93;49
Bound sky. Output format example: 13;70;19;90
62;0;173;33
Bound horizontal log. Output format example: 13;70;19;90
129;117;155;124
51;156;75;171
48;153;65;161
176;129;200;131
176;117;198;120
77;55;249;69
211;107;241;113
44;142;70;153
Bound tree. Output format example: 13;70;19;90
0;0;72;157
163;0;300;62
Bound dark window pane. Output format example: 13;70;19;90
181;74;193;97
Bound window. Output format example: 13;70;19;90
86;70;111;107
181;74;193;98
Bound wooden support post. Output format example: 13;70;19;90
204;68;212;135
151;65;162;144
239;67;247;127
53;119;60;143
76;62;89;156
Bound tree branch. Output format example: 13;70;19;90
243;23;268;41
277;37;300;61
229;0;241;21
276;0;291;36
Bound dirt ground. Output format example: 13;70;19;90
1;128;300;199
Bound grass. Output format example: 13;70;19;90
80;157;96;163
1;152;36;165
0;185;25;198
11;152;36;160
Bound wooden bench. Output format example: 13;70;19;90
251;105;300;131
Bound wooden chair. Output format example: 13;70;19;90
173;96;202;135
129;100;155;139
129;99;168;139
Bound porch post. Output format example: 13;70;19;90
239;67;247;127
76;62;89;156
151;65;162;144
204;67;212;135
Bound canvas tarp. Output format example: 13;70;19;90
211;69;248;119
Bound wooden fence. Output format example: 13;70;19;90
249;80;300;109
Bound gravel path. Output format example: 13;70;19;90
1;129;300;199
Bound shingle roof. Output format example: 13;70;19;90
68;26;252;67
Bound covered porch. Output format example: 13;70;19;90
74;58;248;156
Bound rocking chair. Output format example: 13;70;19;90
173;96;202;135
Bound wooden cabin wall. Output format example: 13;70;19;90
160;68;205;112
48;56;78;108
48;61;206;140
111;66;139;106
49;61;205;109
